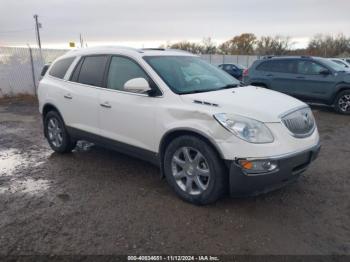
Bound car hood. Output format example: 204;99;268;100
180;86;307;123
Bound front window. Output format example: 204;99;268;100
143;56;240;94
315;58;346;72
107;56;150;93
296;61;327;75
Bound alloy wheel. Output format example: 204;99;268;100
171;147;210;195
47;117;63;148
338;94;350;112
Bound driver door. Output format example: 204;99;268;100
293;60;336;101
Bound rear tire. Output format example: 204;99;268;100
163;135;227;205
334;90;350;114
44;111;76;153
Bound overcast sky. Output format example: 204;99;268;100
0;0;349;49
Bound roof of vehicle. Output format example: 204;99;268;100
61;46;195;59
260;55;323;60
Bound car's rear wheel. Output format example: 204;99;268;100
44;111;76;153
164;135;227;205
334;90;350;114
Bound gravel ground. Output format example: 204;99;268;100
0;98;349;256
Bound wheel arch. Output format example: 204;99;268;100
42;103;63;119
158;128;225;177
42;103;66;138
332;84;350;104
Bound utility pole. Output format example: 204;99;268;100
79;33;84;48
33;14;42;49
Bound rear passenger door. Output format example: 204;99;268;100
98;55;160;152
257;60;297;95
63;55;109;135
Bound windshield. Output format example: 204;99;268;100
143;56;240;94
317;58;348;71
331;59;347;67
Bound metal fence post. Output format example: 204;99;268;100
28;46;37;96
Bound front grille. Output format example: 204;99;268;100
281;107;315;138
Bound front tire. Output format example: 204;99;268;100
164;135;227;205
44;111;76;153
334;90;350;114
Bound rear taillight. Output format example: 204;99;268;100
243;69;249;77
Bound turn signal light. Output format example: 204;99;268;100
237;159;278;174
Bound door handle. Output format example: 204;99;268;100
100;102;112;108
266;74;274;77
64;94;73;99
296;76;305;79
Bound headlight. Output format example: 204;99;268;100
213;113;274;143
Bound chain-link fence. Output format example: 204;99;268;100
0;47;68;97
200;54;258;67
0;47;258;97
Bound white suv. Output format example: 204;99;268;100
38;47;320;204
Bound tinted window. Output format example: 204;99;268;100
77;56;108;87
70;58;83;82
107;56;149;93
224;64;233;70
49;57;75;79
256;61;273;71
256;60;296;73
296;61;327;75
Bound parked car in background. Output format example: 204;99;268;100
330;58;350;69
243;56;350;114
342;58;350;64
218;63;246;80
38;47;320;205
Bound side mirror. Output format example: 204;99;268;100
124;78;151;94
319;69;331;76
40;64;50;77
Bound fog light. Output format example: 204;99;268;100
237;159;278;174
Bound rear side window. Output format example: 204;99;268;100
256;60;296;74
256;61;273;71
74;56;109;87
49;57;75;79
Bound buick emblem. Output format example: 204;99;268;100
302;112;312;127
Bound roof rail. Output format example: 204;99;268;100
67;46;144;53
261;55;275;59
141;48;166;51
166;48;193;54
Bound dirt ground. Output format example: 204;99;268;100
0;98;349;256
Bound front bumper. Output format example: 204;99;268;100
228;143;321;197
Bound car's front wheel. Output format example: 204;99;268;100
44;111;76;153
334;90;350;114
164;135;227;205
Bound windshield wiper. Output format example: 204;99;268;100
180;89;216;94
218;84;239;89
180;84;240;94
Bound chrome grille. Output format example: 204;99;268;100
281;107;315;138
